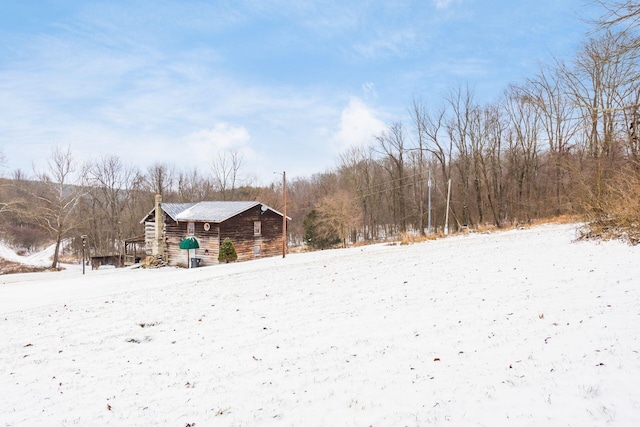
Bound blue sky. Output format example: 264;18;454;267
0;0;600;184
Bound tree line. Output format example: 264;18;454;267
1;1;639;266
299;1;640;247
0;148;284;268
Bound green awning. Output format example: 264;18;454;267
179;236;200;250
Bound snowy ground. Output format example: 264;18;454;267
0;240;75;269
1;223;639;426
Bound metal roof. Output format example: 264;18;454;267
141;200;289;224
161;203;197;221
175;201;261;223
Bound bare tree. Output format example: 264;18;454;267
502;85;543;223
177;167;215;202
446;85;477;228
410;97;429;235
527;69;581;211
85;155;143;257
211;148;243;200
594;0;640;56
558;30;637;205
339;145;385;240
479;104;508;226
467;105;490;225
145;162;175;197
621;87;640;165
28;146;85;268
421;104;452;232
375;122;409;233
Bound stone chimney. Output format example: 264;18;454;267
154;194;164;257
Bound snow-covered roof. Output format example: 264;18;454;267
141;200;288;224
175;201;261;223
161;203;196;221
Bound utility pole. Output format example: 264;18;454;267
282;171;287;258
418;149;425;236
444;178;451;235
427;169;432;234
81;235;87;275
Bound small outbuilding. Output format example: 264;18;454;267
141;196;289;267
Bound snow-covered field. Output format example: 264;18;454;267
1;223;639;426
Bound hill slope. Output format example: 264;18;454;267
1;223;639;426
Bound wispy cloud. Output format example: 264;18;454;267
433;0;461;10
362;82;378;103
445;58;491;78
351;29;418;60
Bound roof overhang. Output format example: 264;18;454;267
141;201;292;224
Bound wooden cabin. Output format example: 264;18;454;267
141;198;288;267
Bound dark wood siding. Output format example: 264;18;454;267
189;221;220;267
219;206;283;261
163;220;220;267
165;219;185;267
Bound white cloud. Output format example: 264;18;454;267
329;97;386;155
182;123;254;165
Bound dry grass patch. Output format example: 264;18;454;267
400;232;442;245
474;223;500;233
0;259;51;275
578;167;640;245
530;215;579;227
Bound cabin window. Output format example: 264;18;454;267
187;222;195;235
254;221;262;236
254;245;260;255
